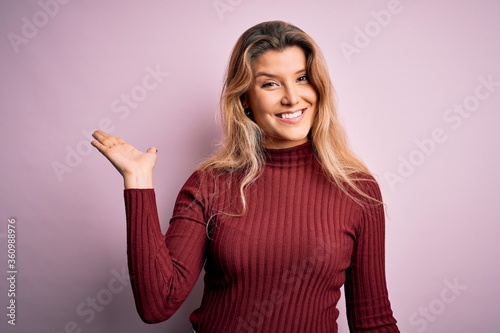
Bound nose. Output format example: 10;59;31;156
281;85;300;105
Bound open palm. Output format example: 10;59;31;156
91;130;157;179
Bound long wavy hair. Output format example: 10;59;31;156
199;20;375;214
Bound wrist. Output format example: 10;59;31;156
123;172;154;189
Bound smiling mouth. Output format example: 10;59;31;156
276;109;305;119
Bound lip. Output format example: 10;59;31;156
275;108;306;124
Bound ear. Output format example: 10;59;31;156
244;107;254;121
240;93;249;108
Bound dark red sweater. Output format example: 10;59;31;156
124;141;399;332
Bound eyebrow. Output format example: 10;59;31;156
254;69;307;79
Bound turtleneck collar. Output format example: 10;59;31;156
263;141;314;166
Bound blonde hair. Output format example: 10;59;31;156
200;20;375;213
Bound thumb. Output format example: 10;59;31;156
146;147;158;154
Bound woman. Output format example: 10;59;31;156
92;20;399;332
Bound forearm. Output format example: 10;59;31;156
124;189;207;323
125;189;178;323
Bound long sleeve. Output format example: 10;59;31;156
124;173;208;323
122;143;399;332
344;179;399;332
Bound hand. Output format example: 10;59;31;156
91;130;157;188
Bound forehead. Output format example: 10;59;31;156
251;46;307;75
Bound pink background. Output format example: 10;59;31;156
1;1;499;332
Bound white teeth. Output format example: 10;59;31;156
279;110;303;119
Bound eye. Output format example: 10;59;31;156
261;82;279;88
297;75;309;82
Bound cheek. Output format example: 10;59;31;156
250;92;279;114
305;88;318;105
253;109;274;129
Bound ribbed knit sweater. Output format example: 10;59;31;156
124;141;399;332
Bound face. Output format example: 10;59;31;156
245;46;318;149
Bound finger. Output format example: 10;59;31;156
92;130;110;144
146;147;158;154
92;130;121;147
94;131;129;149
92;129;107;140
91;139;108;154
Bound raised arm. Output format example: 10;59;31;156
91;130;207;323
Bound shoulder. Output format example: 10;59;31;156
351;173;383;202
180;169;214;194
342;173;384;222
181;168;235;196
